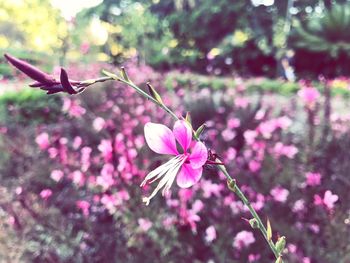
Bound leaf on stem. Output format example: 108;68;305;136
195;124;206;138
267;218;272;241
275;236;286;255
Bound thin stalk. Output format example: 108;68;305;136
77;73;283;261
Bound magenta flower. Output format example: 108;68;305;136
141;120;208;205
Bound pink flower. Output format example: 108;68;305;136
50;170;64;182
40;189;52;200
138;218;153;232
248;160;261;173
274;142;298;159
323;190;339;209
205;225;217;243
35;132;50;150
270;186;289;203
298;86;320;106
141;120;208;205
305;172;321;186
314;190;339;210
248;254;261;262
76;200;90;216
233;230;255;250
292;199;305;213
98;139;113;162
62;98;86;117
93;117;106;131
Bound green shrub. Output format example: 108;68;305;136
0;87;62;126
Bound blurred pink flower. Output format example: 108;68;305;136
138;218;153;232
234;97;249;108
222;128;236;141
258;120;277;139
201;180;223;198
244;130;258;145
228;118;240;128
50;170;64;182
276;116;292;129
248;254;261;262
98;139;113;162
292;199;305;213
225;147;237;161
40;189;52;200
298;86;320;106
93;117;106;131
205;225;217;243
233;230;255;250
70;170;85;187
305;172;321;186
62;98;86;117
35;132;50;150
80;42;90;54
141;121;207;205
314;190;339;210
76;200;90;216
288;244;297;253
248;160;261;173
73;136;82;149
274;142;298;159
270;186;289;203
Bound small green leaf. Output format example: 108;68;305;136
267;218;272;241
195;124;206;138
185;112;192;128
147;82;163;104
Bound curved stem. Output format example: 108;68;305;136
218;164;280;260
81;73;282;261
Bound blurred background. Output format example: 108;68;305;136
0;0;350;262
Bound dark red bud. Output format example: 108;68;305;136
60;68;77;94
4;53;57;85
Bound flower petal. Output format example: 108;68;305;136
144;122;178;155
176;164;203;188
173;120;192;152
189;141;208;169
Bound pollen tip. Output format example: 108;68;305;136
142;197;150;206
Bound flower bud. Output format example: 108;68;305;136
227;179;236;192
4;53;56;84
121;66;130;82
249;218;259;229
147;82;163;104
275;236;286;254
60;68;77;94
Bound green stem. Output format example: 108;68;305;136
82;73;282;261
218;165;280;260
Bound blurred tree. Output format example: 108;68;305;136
292;3;350;77
0;0;67;54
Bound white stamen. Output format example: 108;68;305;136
141;155;187;205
